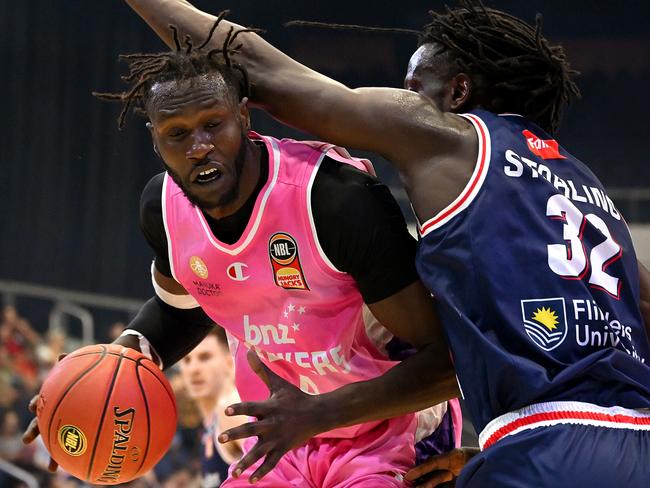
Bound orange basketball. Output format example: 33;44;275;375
36;344;177;485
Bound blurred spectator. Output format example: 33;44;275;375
178;328;244;487
108;321;127;342
0;306;40;390
36;328;67;369
0;410;26;461
0;306;39;354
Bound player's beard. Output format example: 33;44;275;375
163;132;248;211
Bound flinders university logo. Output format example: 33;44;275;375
520;298;568;351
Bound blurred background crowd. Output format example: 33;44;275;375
0;304;207;487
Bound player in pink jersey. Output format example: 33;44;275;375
23;22;461;488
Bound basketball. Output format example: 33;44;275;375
36;344;177;485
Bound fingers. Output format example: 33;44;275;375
28;394;39;414
22;417;40;444
219;420;269;444
230;441;271;479
47;457;59;473
405;449;464;481
224;401;266;419
249;450;284;483
414;470;454;488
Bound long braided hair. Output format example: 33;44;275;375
420;0;579;133
94;11;260;129
288;0;579;133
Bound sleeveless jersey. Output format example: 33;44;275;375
162;132;410;438
200;420;230;487
416;110;650;434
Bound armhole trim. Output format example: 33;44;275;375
306;151;346;275
161;173;179;281
418;113;491;237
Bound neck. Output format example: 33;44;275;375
197;394;219;420
205;138;261;220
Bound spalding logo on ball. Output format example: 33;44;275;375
37;344;177;485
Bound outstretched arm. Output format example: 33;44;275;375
124;0;470;172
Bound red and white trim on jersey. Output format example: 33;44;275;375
418;113;491;237
479;401;650;450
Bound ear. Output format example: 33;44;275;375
448;73;473;111
146;122;160;157
238;97;251;130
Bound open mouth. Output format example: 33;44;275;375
194;165;223;185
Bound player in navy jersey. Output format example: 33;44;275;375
123;1;650;486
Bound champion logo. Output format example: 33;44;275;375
227;262;250;281
522;130;566;160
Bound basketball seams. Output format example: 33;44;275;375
86;352;125;481
133;362;152;476
46;346;108;454
66;350;142;363
136;358;176;403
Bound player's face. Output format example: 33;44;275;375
147;76;251;211
404;43;457;112
179;335;231;400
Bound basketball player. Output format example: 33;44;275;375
124;1;650;486
178;328;243;487
24;23;460;487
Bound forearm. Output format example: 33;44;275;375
117;296;215;369
315;342;459;432
124;0;295;83
639;260;650;338
123;0;445;166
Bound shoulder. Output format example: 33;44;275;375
140;172;165;210
313;157;386;216
139;173;165;237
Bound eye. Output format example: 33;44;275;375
205;121;221;129
166;127;187;138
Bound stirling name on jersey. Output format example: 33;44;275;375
416;110;650;433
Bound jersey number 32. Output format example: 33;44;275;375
546;194;622;298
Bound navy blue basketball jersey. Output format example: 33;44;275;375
200;423;230;487
416;109;650;434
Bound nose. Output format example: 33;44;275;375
186;131;215;161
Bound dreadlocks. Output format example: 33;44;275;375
420;0;579;133
288;1;579;133
94;11;261;129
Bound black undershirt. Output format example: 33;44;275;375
140;142;418;304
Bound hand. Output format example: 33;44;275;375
21;353;67;473
405;447;480;488
218;350;326;483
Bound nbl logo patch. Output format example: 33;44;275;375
58;425;87;456
268;233;309;290
520;298;568;351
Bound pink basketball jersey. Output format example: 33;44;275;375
162;132;410;438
